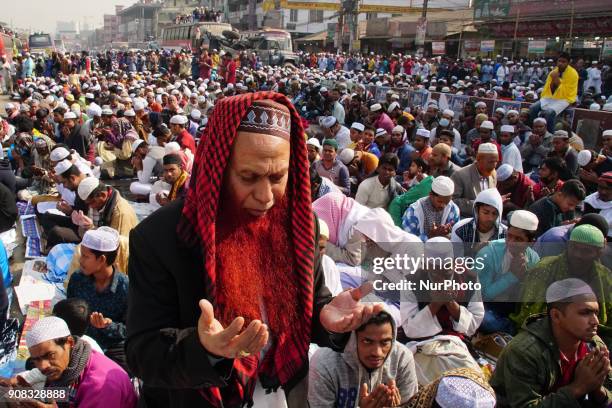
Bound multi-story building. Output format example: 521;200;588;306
56;21;79;51
117;1;163;46
473;0;612;59
103;5;126;45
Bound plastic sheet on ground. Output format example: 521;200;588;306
14;300;52;375
126;200;158;222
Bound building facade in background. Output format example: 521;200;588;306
473;0;612;59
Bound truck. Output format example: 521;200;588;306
222;28;298;67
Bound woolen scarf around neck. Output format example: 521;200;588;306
47;337;91;388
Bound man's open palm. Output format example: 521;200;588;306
197;299;269;359
320;282;385;333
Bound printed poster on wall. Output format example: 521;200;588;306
480;40;495;52
432;41;446;55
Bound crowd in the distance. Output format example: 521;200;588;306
174;7;223;24
0;46;610;407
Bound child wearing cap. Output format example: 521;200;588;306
66;227;130;372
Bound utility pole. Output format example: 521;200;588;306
347;0;359;54
248;0;256;31
415;0;428;55
568;1;575;54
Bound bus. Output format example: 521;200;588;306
160;22;234;51
28;32;54;55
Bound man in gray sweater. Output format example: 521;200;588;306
308;311;418;407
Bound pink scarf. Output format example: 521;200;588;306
312;192;355;245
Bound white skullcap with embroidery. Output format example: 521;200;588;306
26;317;71;349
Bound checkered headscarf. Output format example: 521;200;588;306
177;91;314;406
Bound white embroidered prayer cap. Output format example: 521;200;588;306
82;226;120;252
26;317;71;349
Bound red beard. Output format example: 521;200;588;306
215;197;298;337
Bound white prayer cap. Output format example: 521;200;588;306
590;103;601;111
442;87;450;93
392;125;404;134
496;164;513;181
307;138;322;152
85;93;95;99
87;104;102;117
387;102;400;113
480;120;494;130
77;177;100;201
164;142;181;155
375;128;388;138
577;150;593;167
442;109;454;118
553;130;569;139
351;122;365;132
533;117;547;125
431;176;454;196
416;128;430;138
134;100;145;111
318;218;329;240
63;111;77;120
435;375;495;408
50;147;70;162
124;109;136;117
101;108;113;116
170;115;188;125
424;237;454;264
26;316;72;349
190;109;202;120
478;143;498;155
321;116;337;128
82;226;120;252
603;103;612;112
4;103;15;110
319;86;328;93
509;209;539;232
54;159;72;176
197;95;207;103
603;130;612;138
495;107;506;114
475;101;487;108
391;93;400;100
500;125;515;133
546;278;596;303
338;148;355;165
131;139;145;154
370;103;382;112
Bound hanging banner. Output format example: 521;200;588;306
480;40;495;52
415;17;427;46
432;41;446;55
528;40;546;54
604;40;612;57
464;40;480;52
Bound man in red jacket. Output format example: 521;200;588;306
224;52;237;85
169;114;196;155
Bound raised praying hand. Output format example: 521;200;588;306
320;282;385;333
197;299;269;360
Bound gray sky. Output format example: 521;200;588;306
6;0;128;34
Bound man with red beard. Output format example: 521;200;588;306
126;92;382;408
